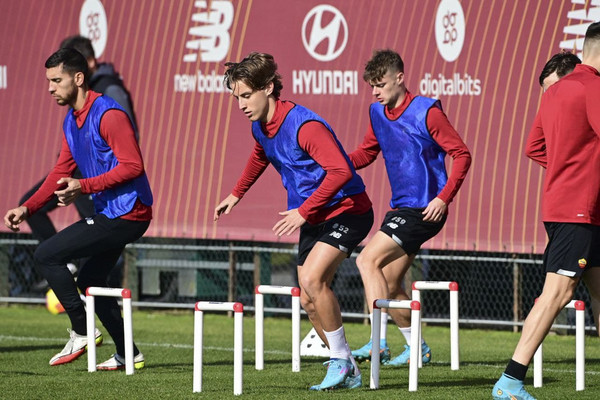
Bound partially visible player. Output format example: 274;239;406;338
349;49;471;367
492;23;600;400
538;50;581;92
214;52;373;390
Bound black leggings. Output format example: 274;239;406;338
34;213;149;356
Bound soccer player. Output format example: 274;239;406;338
493;24;600;400
214;52;373;390
20;35;140;292
3;48;152;370
538;50;581;92
349;49;471;366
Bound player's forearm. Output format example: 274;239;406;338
437;153;471;204
22;139;77;214
232;144;270;198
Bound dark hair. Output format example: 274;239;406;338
223;52;283;99
363;49;404;83
45;48;89;84
538;51;581;87
585;21;600;42
59;35;96;60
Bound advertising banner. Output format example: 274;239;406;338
0;0;596;253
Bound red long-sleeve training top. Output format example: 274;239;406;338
525;64;600;225
22;91;152;221
349;91;471;206
232;100;371;225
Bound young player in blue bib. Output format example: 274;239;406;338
349;49;471;367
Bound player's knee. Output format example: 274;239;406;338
355;252;377;275
298;275;325;298
33;242;59;272
540;286;576;309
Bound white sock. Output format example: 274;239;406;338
324;326;350;359
399;326;425;346
345;342;360;375
368;312;388;342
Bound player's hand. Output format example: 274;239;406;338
3;206;28;232
54;177;82;207
214;194;240;221
273;209;306;236
422;197;447;222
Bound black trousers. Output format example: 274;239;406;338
34;213;149;356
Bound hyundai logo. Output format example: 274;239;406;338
302;4;348;62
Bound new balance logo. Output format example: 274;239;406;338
559;0;600;57
183;0;234;63
0;65;6;89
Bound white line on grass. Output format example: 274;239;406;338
3;335;599;376
0;335;290;355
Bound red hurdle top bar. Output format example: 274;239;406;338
195;301;244;312
86;287;131;298
373;299;419;310
412;281;459;291
255;285;300;296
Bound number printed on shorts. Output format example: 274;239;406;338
391;216;406;224
386;216;405;230
332;223;349;233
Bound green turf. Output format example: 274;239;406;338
0;304;598;399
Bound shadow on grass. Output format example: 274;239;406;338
0;370;39;376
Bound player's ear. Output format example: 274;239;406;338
74;71;85;87
265;81;274;96
396;71;404;85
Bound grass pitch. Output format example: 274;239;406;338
0;304;599;399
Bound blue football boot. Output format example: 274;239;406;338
309;358;354;391
386;342;431;366
492;373;536;399
351;339;391;363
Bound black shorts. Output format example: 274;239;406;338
543;222;600;278
297;209;374;266
379;208;446;255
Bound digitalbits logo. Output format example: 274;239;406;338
302;5;348;62
435;0;465;62
79;0;108;58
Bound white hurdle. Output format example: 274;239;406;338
412;281;460;369
193;301;244;396
255;285;301;372
533;299;585;391
85;287;134;375
371;299;421;391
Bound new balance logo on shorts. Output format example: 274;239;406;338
329;231;342;239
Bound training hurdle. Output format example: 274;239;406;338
412;281;460;369
371;299;421;391
193;301;244;395
255;285;301;372
86;287;134;375
533;299;585;391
